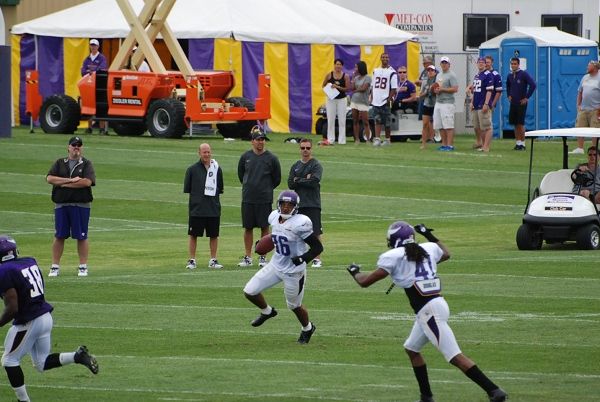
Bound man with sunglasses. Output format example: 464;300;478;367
392;66;418;113
287;138;324;268
46;137;96;277
572;146;600;203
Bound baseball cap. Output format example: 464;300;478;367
251;131;266;140
477;56;486;63
68;136;83;146
426;65;437;71
89;39;100;46
440;56;450;64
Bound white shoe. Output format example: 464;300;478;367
570;147;584;154
48;267;60;277
78;267;88;277
186;259;197;270
311;259;322;268
372;138;381;147
381;139;391;146
238;256;253;267
208;258;223;269
258;255;268;267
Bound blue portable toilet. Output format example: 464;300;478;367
479;27;598;138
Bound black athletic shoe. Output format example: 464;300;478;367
297;323;316;344
251;308;278;327
489;388;508;402
74;345;99;374
416;395;435;402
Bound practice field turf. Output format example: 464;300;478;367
0;128;599;401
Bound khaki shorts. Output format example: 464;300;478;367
433;103;455;130
350;101;369;112
472;108;492;130
576;109;600;128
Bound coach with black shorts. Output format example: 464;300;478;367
506;57;536;151
287;138;324;268
184;143;224;270
237;131;281;267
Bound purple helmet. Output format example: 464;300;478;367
278;190;300;218
0;235;18;262
387;221;415;248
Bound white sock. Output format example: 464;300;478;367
79;264;87;269
260;306;272;315
59;352;75;365
302;322;312;331
51;264;60;269
14;385;30;401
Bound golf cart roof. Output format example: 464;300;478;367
526;128;600;138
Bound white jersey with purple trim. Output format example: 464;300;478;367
268;210;313;274
376;242;444;288
371;66;398;106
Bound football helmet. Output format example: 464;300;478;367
278;190;300;219
0;235;18;262
387;221;415;248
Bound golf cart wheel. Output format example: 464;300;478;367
516;224;543;250
146;98;186;138
576;224;600;250
40;95;81;134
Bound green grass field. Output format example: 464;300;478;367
0;128;599;401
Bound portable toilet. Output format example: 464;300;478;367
479;27;597;138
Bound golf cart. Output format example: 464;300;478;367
516;128;600;250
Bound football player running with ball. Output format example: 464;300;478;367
347;222;507;402
243;190;323;344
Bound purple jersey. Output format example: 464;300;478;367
81;52;107;76
0;257;53;325
472;70;494;110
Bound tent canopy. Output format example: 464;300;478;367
480;26;597;49
11;0;415;45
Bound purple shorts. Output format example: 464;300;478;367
54;206;90;240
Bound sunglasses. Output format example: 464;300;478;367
398;71;407;73
300;146;312;150
70;144;82;148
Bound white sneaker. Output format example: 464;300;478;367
311;258;322;268
258;255;268;267
78;267;88;277
570;147;585;154
381;139;391;147
238;256;253;267
208;258;223;269
48;267;60;277
372;137;381;147
186;259;197;270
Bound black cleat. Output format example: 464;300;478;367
489;388;508;402
74;345;99;374
297;323;316;344
251;308;278;327
416;396;435;402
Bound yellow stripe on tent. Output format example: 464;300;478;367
361;45;384;78
264;42;289;133
11;34;21;125
64;38;89;100
214;38;242;98
310;44;334;134
407;41;420;82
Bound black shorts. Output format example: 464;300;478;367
299;207;323;235
509;103;527;126
241;202;271;229
422;105;434;117
188;216;220;238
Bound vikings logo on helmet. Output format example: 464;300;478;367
387;221;415;248
0;235;18;262
277;190;300;219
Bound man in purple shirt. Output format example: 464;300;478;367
471;57;494;152
506;57;536;151
81;39;109;135
0;235;98;402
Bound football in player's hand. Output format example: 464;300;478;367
255;234;274;255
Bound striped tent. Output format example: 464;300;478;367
11;0;418;133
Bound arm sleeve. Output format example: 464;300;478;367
237;154;245;184
526;73;537;98
287;163;297;190
217;167;224;195
99;54;108;70
295;162;322;188
272;155;281;189
83;160;96;185
300;233;324;263
183;167;192;193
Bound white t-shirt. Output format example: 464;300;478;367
268;210;313;274
371;66;398;106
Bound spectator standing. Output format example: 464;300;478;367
571;60;600;154
392;66;418;113
350;61;372;143
485;55;503;110
81;39;108;135
0;235;98;402
433;57;459;151
371;53;398;146
46;136;96;278
287;138;324;268
415;55;434;121
243;191;324;344
470;57;494;152
237;131;281;267
184;143;224;270
322;59;350;145
419;65;437;149
506;57;536;151
346;221;508;402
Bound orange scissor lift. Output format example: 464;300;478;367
28;0;270;139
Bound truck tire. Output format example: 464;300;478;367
112;122;147;136
315;118;326;136
146;98;186;138
40;95;81;134
576;224;600;250
516;223;542;250
217;97;256;140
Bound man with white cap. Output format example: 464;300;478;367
432;56;459;151
81;39;108;135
